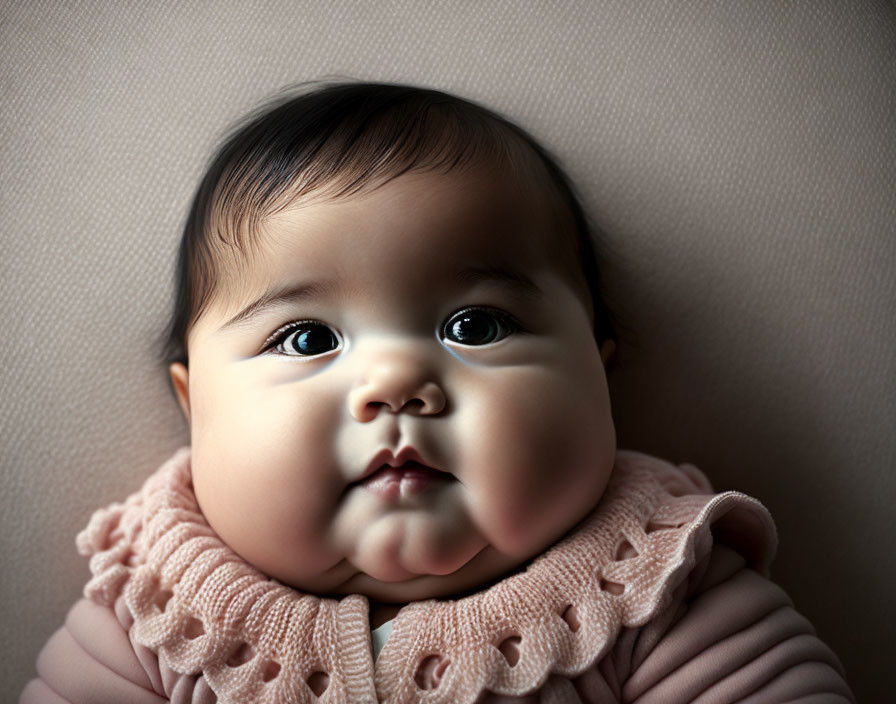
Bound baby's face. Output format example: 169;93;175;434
172;166;615;602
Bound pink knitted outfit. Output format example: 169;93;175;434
24;449;855;703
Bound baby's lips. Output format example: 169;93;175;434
357;445;442;483
362;462;453;500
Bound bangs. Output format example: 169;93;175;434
209;85;543;250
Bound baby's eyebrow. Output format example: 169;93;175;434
454;264;543;302
217;279;339;333
216;265;542;334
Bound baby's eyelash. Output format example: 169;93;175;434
451;306;524;329
262;320;320;350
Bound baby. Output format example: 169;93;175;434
22;82;854;703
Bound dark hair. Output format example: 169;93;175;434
159;80;613;367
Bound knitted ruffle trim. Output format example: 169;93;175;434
77;449;776;703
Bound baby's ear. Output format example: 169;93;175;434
169;362;191;424
599;339;616;368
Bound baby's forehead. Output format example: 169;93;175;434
211;168;576;309
270;167;566;261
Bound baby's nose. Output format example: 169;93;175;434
348;346;446;422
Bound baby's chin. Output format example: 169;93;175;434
351;510;487;581
321;487;520;600
336;544;528;604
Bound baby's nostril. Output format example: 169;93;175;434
375;397;425;414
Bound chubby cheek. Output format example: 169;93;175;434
188;373;344;581
459;362;615;556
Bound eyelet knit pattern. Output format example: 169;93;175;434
76;448;776;703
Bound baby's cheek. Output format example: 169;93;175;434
189;392;346;581
460;366;613;555
192;452;334;574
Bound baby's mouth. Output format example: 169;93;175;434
354;449;454;501
361;461;454;500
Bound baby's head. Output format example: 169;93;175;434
163;82;616;603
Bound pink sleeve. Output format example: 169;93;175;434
617;544;856;703
19;598;169;704
20;597;218;704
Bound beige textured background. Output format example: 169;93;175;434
2;1;894;700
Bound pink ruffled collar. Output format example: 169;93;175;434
77;448;775;703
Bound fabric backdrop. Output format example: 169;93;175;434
2;1;893;700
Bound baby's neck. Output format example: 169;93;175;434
369;600;404;629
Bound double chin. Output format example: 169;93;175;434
348;509;488;587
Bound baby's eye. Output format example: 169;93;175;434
268;321;341;357
440;307;519;346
